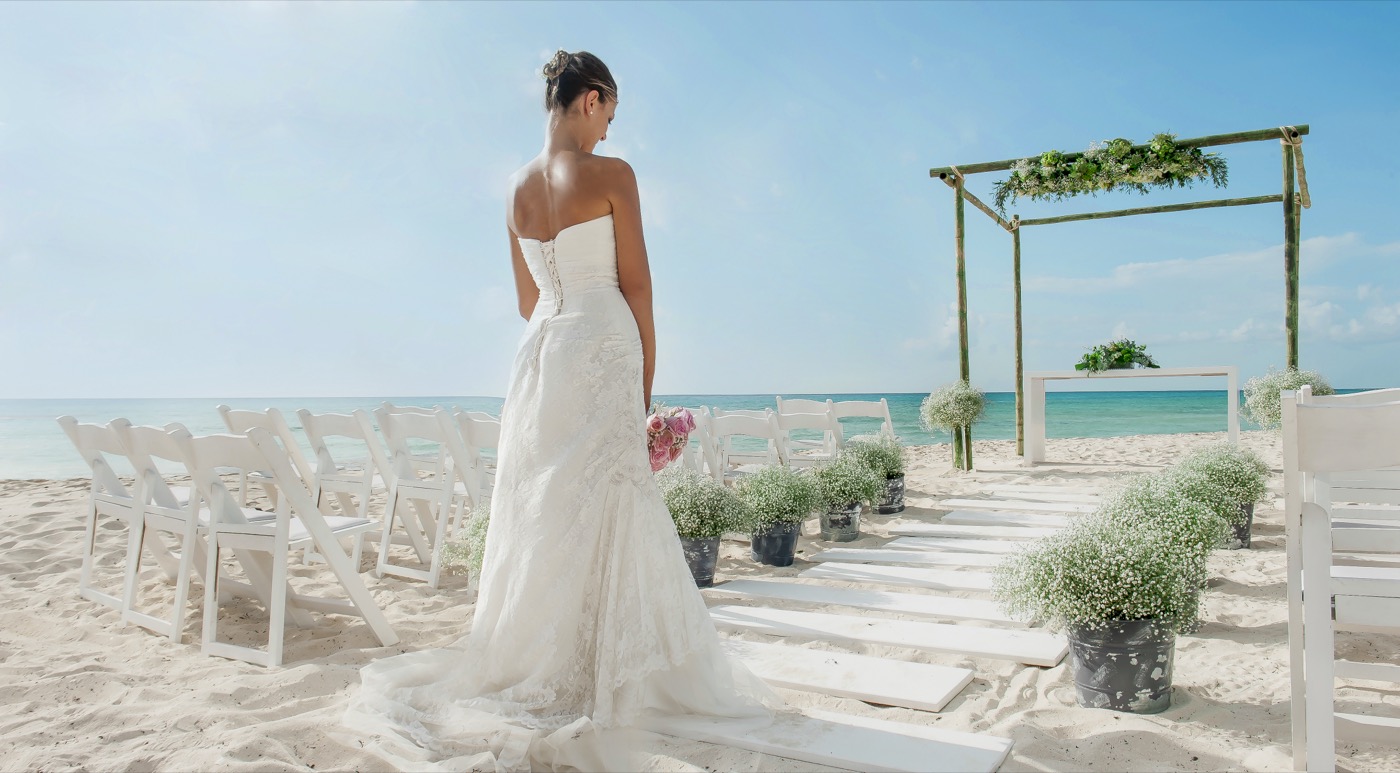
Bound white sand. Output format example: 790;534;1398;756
4;431;1398;772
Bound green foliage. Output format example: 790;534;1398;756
1075;339;1159;373
994;473;1228;634
993;133;1229;215
920;380;986;432
841;434;906;479
656;466;752;540
812;457;885;509
441;499;492;575
734;465;821;529
1241;367;1336;429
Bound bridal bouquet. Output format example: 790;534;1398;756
646;404;695;472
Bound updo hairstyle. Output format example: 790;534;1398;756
542;49;617;112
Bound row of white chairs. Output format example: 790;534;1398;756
58;416;398;667
1282;386;1400;770
681;398;896;483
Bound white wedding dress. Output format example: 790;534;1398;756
343;213;777;772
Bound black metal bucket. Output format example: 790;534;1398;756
680;536;721;587
750;521;801;566
820;502;862;541
874;475;906;514
1067;619;1175;713
1231;502;1255;549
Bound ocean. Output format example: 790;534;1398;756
1;390;1273;480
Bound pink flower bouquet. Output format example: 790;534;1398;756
646;404;696;472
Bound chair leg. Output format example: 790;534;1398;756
119;516;147;625
268;538;288;668
168;522;198;643
375;485;400;578
202;536;221;655
77;498;104;605
428;495;452;590
1300;511;1338;773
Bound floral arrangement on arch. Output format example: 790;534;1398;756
993;133;1229;215
646;404;696;472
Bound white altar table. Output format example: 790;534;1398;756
1022;365;1240;466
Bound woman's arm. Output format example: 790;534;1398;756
509;226;539;320
608;159;655;410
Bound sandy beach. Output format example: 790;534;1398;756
4;430;1398;772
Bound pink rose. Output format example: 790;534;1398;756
665;414;688;435
649;445;670;472
668;443;686;462
681;409;696;433
657;429;676;449
646;413;665;433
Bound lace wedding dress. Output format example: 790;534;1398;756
343;213;777;772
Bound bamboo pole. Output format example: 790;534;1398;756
1013;223;1024;457
1016;194;1283;227
954;176;972;471
930;124;1309;178
939;176;1015;231
952;426;964;470
1283;143;1300;369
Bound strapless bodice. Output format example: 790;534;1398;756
517;214;619;309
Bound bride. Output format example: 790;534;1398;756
343;50;777;771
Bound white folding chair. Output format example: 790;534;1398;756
176;426;394;666
683;408;722;480
374;407;471;588
1283;386;1400;771
451;410;500;505
297;409;390;523
831;397;896;442
58;416;181;609
114;422;282;642
775;398;842;467
217;405;317;507
709;408;784;481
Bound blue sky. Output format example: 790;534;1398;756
2;1;1397;399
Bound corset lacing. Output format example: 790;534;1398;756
533;241;565;363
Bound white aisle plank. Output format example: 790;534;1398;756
640;709;1012;773
890;523;1060;540
710;605;1067;667
801;562;994;592
719;639;974;712
940;510;1074;528
811;548;1001;568
940;498;1095;514
981;483;1103;496
981;488;1102;504
889;537;1025;555
706;578;1018;624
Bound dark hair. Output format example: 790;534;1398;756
542;49;617;112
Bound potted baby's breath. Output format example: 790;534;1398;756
657;466;751;586
995;476;1228;713
735;465;820;567
811;458;884;542
1174;443;1271;548
441;499;492;579
1242;367;1335;429
921;380;987;471
843;434;907;513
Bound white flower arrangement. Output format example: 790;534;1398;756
441;498;492;575
842;434;905;479
656;466;751;540
995;472;1228;634
812;457;884;510
1176;443;1270;508
1241;367;1335;429
734;465;820;530
920;380;986;433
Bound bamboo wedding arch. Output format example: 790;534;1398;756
930;124;1312;466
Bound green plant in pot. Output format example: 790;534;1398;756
1241;367;1335;429
441;498;492;578
734;465;820;567
842;434;907;514
994;475;1228;714
921;380;986;471
811;457;884;542
656;466;751;587
1172;443;1271;549
1075;338;1159;373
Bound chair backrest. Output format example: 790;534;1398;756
686;408;722;478
381;401;440;416
172;429;277;527
374;407;456;482
56;416;134;502
111;421;192;511
297;409;392;482
776;397;833;415
455;411;502;452
708;409;782;467
217;405;316;482
830;398;895;437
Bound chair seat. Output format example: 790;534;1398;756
217;515;376;542
1332;564;1400;598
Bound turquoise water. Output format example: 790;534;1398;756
1;390;1272;479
